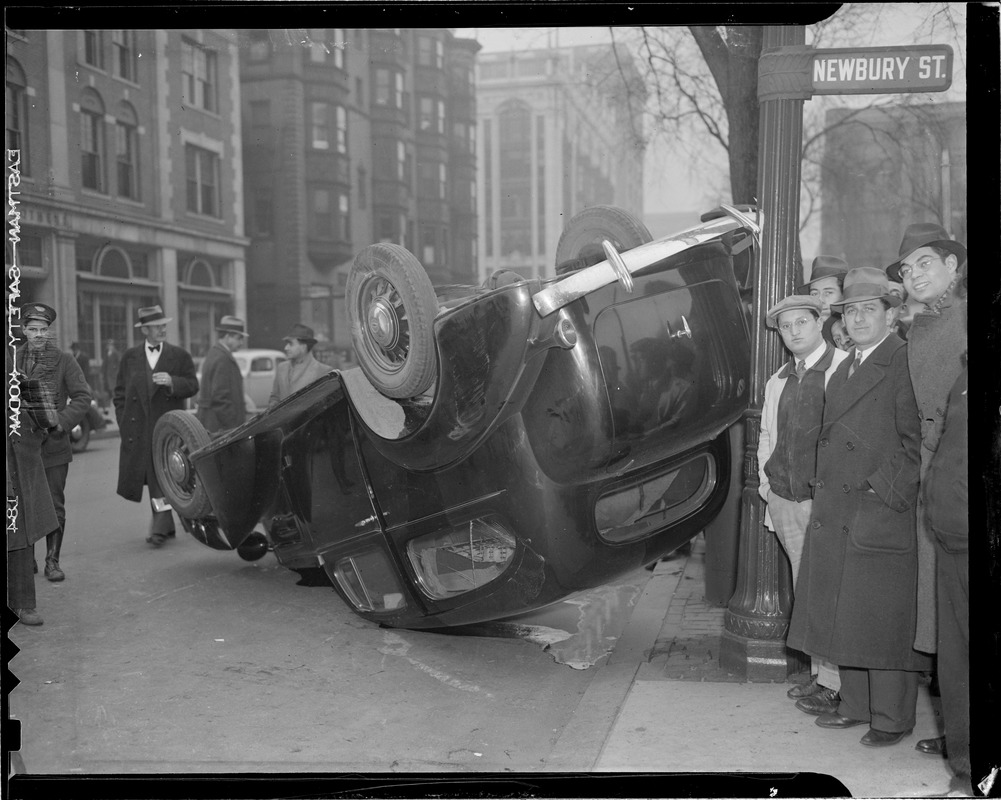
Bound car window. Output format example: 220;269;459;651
251;357;274;372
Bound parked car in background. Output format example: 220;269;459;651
153;204;758;630
70;399;107;453
192;348;287;414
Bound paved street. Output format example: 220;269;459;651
6;434;643;774
6;431;966;797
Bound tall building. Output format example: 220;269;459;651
819;101;967;268
238;28;480;351
5;28;248;373
475;45;646;283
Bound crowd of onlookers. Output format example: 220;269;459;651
759;221;968;787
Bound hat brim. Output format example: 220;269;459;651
765;305;822;328
830;293;901;312
886;240;967;281
135;317;173;327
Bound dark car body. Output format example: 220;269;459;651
175;209;757;629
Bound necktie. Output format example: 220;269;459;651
795;359;806;380
848;353;861;379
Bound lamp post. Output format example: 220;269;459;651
719;25;808;681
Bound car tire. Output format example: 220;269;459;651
152;410;214;518
71;418;91;453
554;205;654;276
347;243;439;399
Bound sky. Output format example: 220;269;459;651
455;4;968;248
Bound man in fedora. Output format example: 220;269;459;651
16;303;92;583
798;255;849;321
268;323;333;408
197;316;249;434
885;222;967;761
788;268;929;748
113;305;199;548
758;295;849;715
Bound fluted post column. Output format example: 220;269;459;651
720;25;808;680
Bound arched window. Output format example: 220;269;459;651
115;101;139;199
80;88;106;192
97;246;131;279
6;58;29;172
185;259;215;287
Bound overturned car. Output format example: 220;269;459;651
153;205;758;629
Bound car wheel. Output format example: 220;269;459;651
236;531;269;562
71;418;91;453
555;205;654;276
152;410;213;518
347;243;439;399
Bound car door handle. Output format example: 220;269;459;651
669;316;693;340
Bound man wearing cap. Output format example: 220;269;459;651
197;316;249;434
113;305;199;548
885;222;967;761
268;323;333;408
788;268;929;748
15;303;92;582
7;302;61;626
759;295;849;715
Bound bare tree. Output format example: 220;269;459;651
607;4;966;228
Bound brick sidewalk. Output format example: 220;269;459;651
640;533;806;683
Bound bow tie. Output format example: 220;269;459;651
148;344;161;352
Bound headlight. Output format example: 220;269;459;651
331;548;407;612
406;516;516;600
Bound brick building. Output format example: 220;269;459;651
5;28;247;384
238;28;480;351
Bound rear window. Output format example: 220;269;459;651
251;357;275;371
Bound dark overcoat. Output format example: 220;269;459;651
787;334;931;672
905;295;967;653
16;342;92;469
196;342;246;433
113;342;198;502
6;346;59;550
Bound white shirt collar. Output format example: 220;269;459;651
856;332;892;364
800;341;828;370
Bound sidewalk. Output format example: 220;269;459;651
553;535;967;797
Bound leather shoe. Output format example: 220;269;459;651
15;608;44;626
796;688;840;716
916;736;947;757
44;561;65;582
816;712;867;729
861;728;912;747
146;532;168;547
787;677;821;699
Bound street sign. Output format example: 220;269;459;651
811;45;953;95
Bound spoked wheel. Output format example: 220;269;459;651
346;243;439;399
554;205;654;276
152;410;213;518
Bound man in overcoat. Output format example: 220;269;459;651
797;255;848;321
196;316;249;434
16;303;92;582
268;323;333;408
884;222;967;759
7;317;60;626
913;271;969;780
113;305;199;547
787;268;929;748
757;295;848;714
